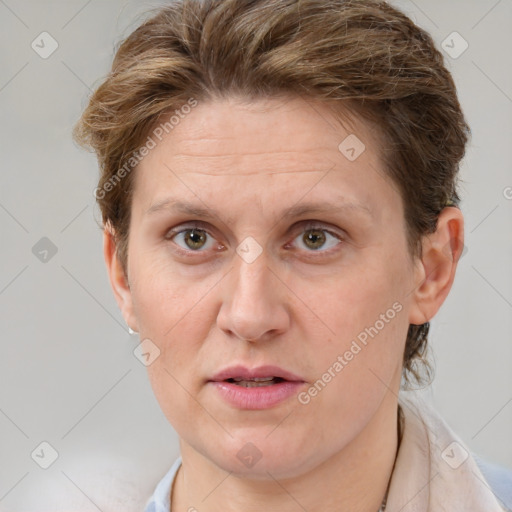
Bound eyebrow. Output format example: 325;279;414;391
145;198;373;223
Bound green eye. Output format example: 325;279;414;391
171;228;213;251
294;227;341;252
166;222;343;257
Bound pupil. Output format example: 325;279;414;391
304;229;325;250
185;229;206;249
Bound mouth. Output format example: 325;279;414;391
208;365;305;409
224;376;287;387
210;365;304;385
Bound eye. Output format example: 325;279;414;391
165;222;344;257
167;226;217;252
290;224;343;253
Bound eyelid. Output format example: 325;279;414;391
292;219;344;236
165;220;212;239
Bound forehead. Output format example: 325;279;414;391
131;95;397;220
148;96;381;169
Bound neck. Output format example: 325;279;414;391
172;390;400;512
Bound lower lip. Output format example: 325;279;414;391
209;380;304;410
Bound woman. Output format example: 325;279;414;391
74;0;512;510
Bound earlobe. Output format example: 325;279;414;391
103;226;138;332
408;207;465;325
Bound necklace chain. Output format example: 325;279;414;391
377;403;403;512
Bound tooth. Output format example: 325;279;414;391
234;378;277;387
233;377;275;382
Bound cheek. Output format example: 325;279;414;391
129;245;218;337
299;279;408;446
301;255;410;394
309;258;408;341
128;255;212;398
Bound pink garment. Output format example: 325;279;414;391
388;391;506;511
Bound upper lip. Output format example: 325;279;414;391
210;365;304;382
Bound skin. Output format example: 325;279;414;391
104;95;464;512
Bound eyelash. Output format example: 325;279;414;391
165;221;344;259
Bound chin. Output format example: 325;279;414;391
202;433;321;480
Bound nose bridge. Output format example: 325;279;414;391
233;251;270;304
218;248;289;341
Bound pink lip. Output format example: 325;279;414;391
208;365;305;410
210;365;304;383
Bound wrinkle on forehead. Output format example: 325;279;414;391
134;95;391;217
160;156;339;177
157;96;375;151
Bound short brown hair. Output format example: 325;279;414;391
74;0;470;386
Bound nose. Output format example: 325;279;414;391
216;250;290;343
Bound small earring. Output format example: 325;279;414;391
128;326;138;335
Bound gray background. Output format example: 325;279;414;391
0;0;511;510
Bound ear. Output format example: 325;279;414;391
408;207;465;325
103;226;138;332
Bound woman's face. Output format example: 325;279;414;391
117;96;424;478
